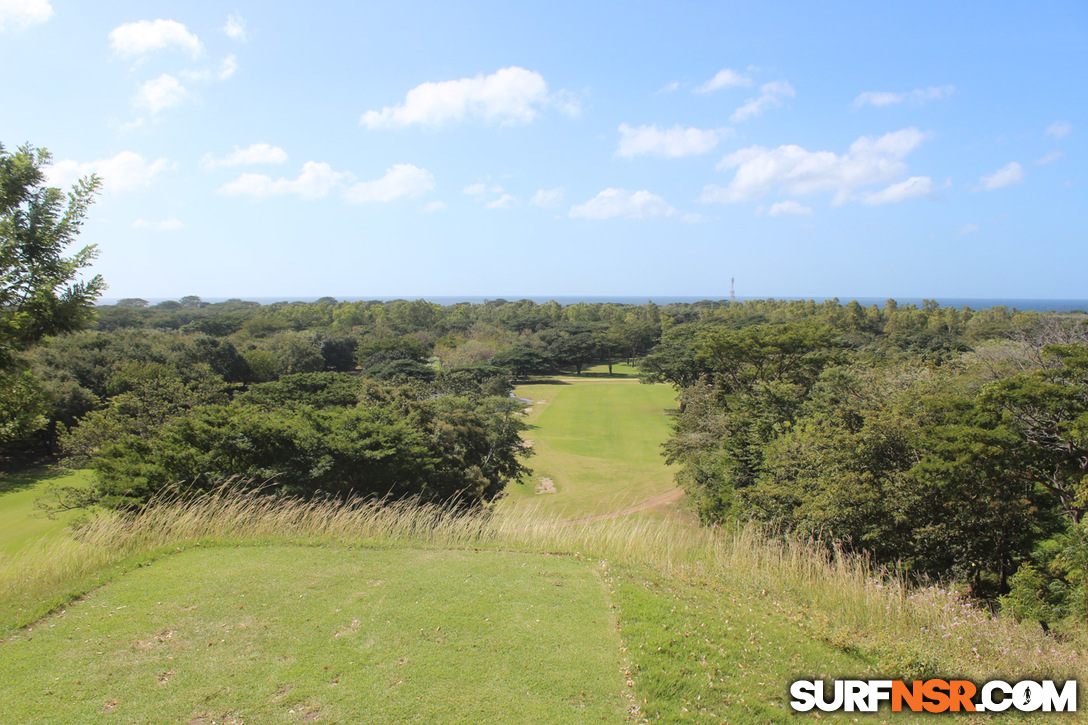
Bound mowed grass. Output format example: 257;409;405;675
0;544;630;724
0;467;92;556
508;379;679;519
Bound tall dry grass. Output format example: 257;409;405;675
1;485;1082;680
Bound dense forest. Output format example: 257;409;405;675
5;292;1085;634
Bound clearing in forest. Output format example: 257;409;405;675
506;375;681;521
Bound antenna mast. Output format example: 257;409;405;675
730;277;735;304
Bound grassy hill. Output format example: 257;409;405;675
0;377;1083;723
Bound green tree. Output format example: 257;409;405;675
1;143;105;444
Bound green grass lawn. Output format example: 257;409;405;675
0;544;630;724
0;466;93;556
507;378;680;519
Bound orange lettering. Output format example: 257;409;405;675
922;679;950;713
892;680;924;712
948;680;977;712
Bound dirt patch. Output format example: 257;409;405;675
517;439;534;449
535;477;557;494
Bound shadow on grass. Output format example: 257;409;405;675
0;465;70;496
517;378;572;386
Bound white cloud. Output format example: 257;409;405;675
958;223;979;235
701;127;929;205
731;80;795;122
766;200;813;217
1046;121;1072;139
1035;151;1065;166
343;164;434;204
133;216;183;231
978;162;1023;190
693;68;752;94
134;74;188;114
109;19;201;59
218;54;238;80
223;14;246;41
360;66;575;128
47;151;170;193
200;143;288;170
616;123;731;158
531;187;565;208
852;85;954;108
218;161;352;200
484;193;518;210
860;176;934;205
0;0;52;31
570;188;678;220
656;81;680;94
423;201;447;212
462;182;493;197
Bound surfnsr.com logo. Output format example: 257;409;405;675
790;679;1077;713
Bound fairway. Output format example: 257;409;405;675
0;545;629;724
508;378;681;520
0;467;93;556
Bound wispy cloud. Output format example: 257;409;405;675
616;124;731;158
765;200;813;217
693;68;752;94
344;164;434;204
0;0;52;32
223;14;246;41
852;85;954;108
860;176;934;205
219;162;353;200
531;187;565;209
1045;121;1072;139
570;189;678;220
978;162;1024;190
1035;151;1064;166
46;151;171;192
110;19;202;59
200;143;288;171
219;162;434;204
701;127;930;205
134;74;188;114
361;67;577;129
730;80;795;122
958;223;979;235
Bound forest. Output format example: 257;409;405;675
4;289;1086;635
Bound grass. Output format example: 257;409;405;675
1;490;1082;723
0;544;629;724
1;379;1085;722
0;466;93;556
507;377;680;519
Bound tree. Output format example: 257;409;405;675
1;143;105;364
1;143;105;444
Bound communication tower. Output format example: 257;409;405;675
730;277;735;304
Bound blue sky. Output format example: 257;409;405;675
1;1;1084;300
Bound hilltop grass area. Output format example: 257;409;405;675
1;377;1084;723
1;545;631;724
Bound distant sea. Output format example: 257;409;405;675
98;296;1088;313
